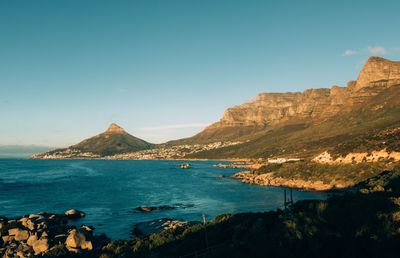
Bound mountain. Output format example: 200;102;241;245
178;56;400;159
32;57;400;160
33;123;154;159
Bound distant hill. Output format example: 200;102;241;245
177;56;400;159
33;123;154;159
0;145;54;158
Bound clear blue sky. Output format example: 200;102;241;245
1;0;400;146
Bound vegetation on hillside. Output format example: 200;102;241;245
253;162;388;185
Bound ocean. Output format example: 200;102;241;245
0;159;326;239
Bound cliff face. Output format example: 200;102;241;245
213;87;352;128
197;57;400;138
352;56;400;91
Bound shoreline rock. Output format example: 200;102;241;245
214;162;263;169
232;171;352;191
133;218;198;239
0;210;109;257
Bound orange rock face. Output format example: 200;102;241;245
203;56;400;132
353;56;400;91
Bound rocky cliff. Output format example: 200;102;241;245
189;56;400;143
352;56;400;91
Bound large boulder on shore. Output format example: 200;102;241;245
30;237;49;255
19;217;35;230
65;229;93;252
14;229;29;241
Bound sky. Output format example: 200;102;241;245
1;0;400;146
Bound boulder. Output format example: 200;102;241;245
14;229;29;241
41;231;48;238
32;238;49;255
1;212;108;257
28;214;44;220
19;217;35;230
65;229;93;251
8;228;20;236
64;209;86;220
81;225;94;232
26;235;38;246
2;235;13;243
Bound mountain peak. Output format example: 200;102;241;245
106;123;125;134
366;56;390;62
353;56;400;91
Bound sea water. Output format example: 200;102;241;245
0;159;326;239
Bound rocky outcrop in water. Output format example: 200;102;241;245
134;204;195;213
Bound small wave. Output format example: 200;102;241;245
68;162;101;177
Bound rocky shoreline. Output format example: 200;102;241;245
132;218;198;239
214;162;263;170
0;209;110;257
232;171;353;191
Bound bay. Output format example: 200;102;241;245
0;159;326;239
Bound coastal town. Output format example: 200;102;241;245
32;141;243;160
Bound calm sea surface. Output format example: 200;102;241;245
0;159;326;239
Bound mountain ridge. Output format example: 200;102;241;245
187;84;400;159
33;56;400;160
172;56;400;145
